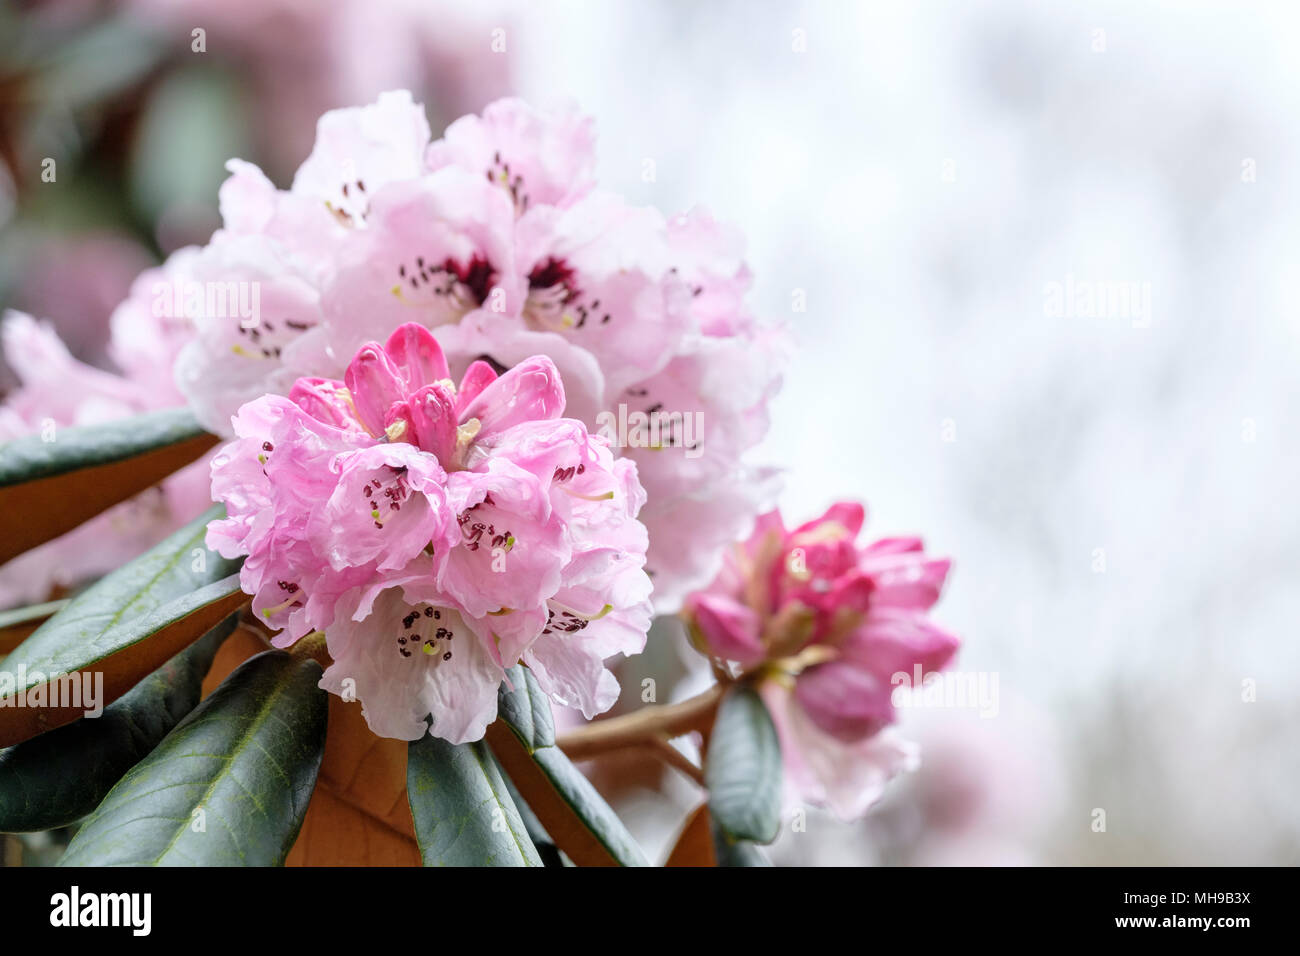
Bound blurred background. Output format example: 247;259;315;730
1;0;1296;865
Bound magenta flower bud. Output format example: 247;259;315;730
681;501;960;820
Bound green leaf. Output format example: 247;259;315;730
500;772;567;867
528;746;647;865
0;504;245;747
0;408;217;564
486;693;647;867
35;16;169;112
495;664;555;751
663;803;774;866
705;685;782;844
711;818;774;867
0;614;237;832
407;734;542;866
59;650;327;866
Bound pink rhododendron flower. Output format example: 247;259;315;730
207;323;652;743
683;502;959;819
171;91;783;614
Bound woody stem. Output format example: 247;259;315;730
554;683;726;761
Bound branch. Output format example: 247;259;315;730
555;683;725;760
643;736;705;786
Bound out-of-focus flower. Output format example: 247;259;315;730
0;310;210;607
126;0;515;180
3;232;154;385
173;91;784;613
682;502;959;819
207;322;652;742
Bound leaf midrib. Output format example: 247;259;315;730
147;660;297;864
468;742;534;866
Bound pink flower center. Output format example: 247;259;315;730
362;466;411;529
231;318;316;362
486;150;529;213
457;495;513;552
396;253;493;305
396;603;457;662
525;256;611;332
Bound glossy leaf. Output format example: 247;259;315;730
486;686;647;868
663;803;773;866
496;664;555;751
0;505;245;747
712;819;773;867
501;772;566;867
59;650;327;866
407;733;541;866
0;614;237;832
0;408;217;564
705;685;782;844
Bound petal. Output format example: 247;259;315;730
861;552;952;610
685;592;766;667
861;535;924;556
762;680;919;822
793;660;896;742
407;382;460;462
457;354;565;439
307;442;452;573
439;461;567;619
344;341;405;437
794;501;865;539
320;587;503;743
456;358;499;408
384;322;449;391
292;90;432;222
288;377;361;430
841;607;961;682
426;98;597;210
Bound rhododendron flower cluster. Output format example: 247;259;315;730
207;322;652;742
164;91;782;613
682;502;959;819
0;84;968;863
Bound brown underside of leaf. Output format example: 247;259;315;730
484;719;622;867
0;432;218;566
200;624;271;699
0;599;67;654
0;588;248;748
198;623;418;866
285;695;419;866
0;620;41;654
663;802;718;866
285;784;420;866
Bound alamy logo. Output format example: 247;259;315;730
152;278;261;328
890;666;1000;718
0;667;103;718
1043;274;1151;327
595;404;704;459
50;886;151;936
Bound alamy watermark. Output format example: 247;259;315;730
890;665;999;718
1043;274;1151;328
152;278;261;328
50;886;151;936
0;666;103;718
595;403;704;459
